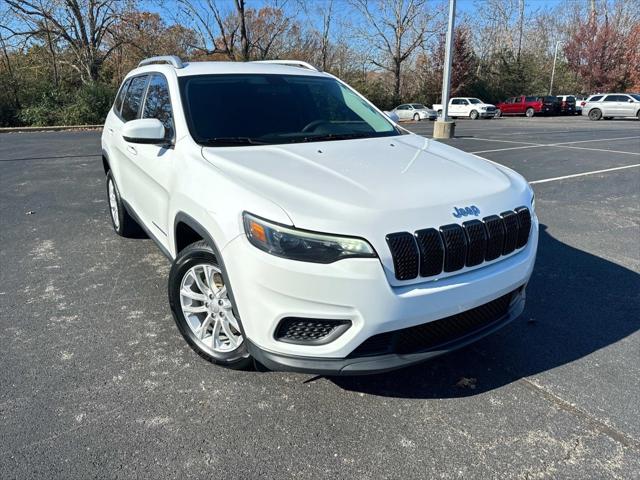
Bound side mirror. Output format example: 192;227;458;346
122;118;166;144
629;99;635;103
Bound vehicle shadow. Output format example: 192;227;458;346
329;224;640;398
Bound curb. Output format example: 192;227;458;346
0;125;103;133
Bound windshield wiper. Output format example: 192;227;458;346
201;137;269;146
300;132;372;143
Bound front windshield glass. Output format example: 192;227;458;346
468;98;481;104
180;74;399;146
631;94;640;101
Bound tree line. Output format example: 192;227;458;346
0;0;638;127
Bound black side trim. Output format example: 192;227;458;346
121;199;172;259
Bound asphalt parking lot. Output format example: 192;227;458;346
1;116;639;479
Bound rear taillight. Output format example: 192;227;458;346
581;101;586;106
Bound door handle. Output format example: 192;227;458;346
127;145;137;156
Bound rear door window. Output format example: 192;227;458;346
589;95;603;102
525;96;536;102
121;75;149;122
142;73;175;139
114;78;131;115
603;95;619;102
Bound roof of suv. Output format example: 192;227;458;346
132;61;329;79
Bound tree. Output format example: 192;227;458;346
5;0;127;83
564;15;629;92
177;0;294;61
351;0;437;103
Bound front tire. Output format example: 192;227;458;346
470;110;479;120
413;113;420;121
525;108;535;118
588;108;602;121
168;240;252;369
106;171;140;237
494;109;502;118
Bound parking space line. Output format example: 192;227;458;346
550;135;640;146
553;145;640;156
471;145;545;154
530;164;640;184
467;137;543;146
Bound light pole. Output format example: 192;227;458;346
434;0;456;139
549;40;561;95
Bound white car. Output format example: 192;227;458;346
582;93;640;120
391;103;437;121
102;56;538;374
432;97;497;119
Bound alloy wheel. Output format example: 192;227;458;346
179;263;243;354
108;178;120;230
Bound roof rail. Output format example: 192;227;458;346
253;60;319;72
138;55;185;69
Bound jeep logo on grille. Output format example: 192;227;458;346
453;205;481;218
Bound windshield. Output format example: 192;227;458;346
468;98;482;104
179;74;399;146
631;94;640;101
411;103;427;109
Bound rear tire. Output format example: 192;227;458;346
106;171;141;237
168;240;252;370
588;108;602;121
525;108;535;118
470;110;479;120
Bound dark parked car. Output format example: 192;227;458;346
556;95;577;114
536;96;561;115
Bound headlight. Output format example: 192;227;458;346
243;212;377;263
480;106;487;110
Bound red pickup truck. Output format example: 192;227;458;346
495;96;560;117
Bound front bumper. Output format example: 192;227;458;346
247;289;525;375
479;111;496;118
222;217;538;373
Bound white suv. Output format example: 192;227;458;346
102;56;538;374
582;93;640;120
432;97;497;119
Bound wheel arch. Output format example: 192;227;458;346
101;148;110;175
171;211;247;336
173;212;222;257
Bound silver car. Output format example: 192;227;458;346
582;93;640;120
391;103;437;121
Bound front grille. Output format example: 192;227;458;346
486;106;496;112
275;318;351;345
348;289;517;358
386;206;531;280
386;232;420;280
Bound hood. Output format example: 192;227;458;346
201;134;530;236
202;134;532;286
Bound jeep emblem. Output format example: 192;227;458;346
453;205;481;218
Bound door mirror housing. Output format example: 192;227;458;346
122;118;167;144
629;99;635;103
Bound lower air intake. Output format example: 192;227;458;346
275;318;351;345
348;289;517;357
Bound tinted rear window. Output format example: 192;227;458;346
114;78;131;114
121;75;148;122
589;95;603;102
